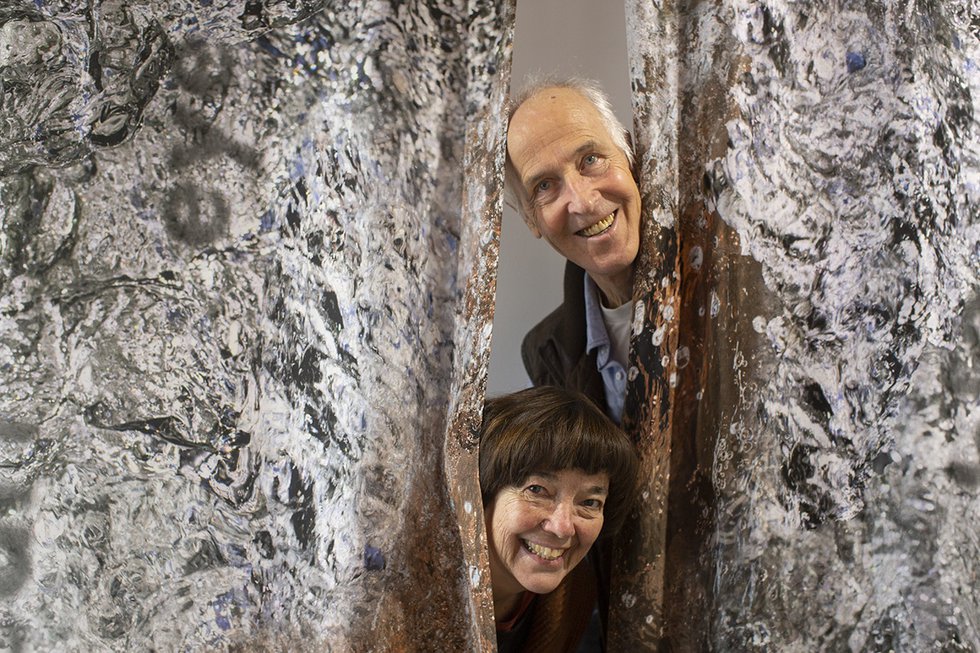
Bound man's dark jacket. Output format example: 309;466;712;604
520;260;605;409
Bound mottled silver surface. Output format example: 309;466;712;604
711;1;980;649
0;1;509;649
622;0;979;650
608;0;681;647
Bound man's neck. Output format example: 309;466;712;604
592;270;634;308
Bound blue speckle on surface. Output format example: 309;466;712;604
257;37;286;58
290;157;306;181
846;51;866;73
260;210;276;232
212;592;237;631
364;545;385;571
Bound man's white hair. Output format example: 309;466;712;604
504;76;634;220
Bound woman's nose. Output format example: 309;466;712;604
542;502;575;539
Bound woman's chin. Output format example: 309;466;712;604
516;567;568;595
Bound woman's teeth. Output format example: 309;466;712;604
578;212;615;237
524;540;564;560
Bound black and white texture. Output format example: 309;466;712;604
625;0;979;649
0;1;509;649
712;2;979;649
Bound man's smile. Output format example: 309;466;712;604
576;211;616;237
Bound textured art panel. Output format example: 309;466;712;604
621;0;979;650
0;1;511;650
712;2;980;650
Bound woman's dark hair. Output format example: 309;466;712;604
479;386;639;539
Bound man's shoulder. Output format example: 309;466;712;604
524;260;587;347
520;260;590;386
523;304;565;346
520;304;569;386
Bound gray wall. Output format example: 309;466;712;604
487;0;631;394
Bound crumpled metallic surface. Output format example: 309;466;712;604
712;1;979;649
0;0;509;649
620;0;979;650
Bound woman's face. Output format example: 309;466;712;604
485;468;609;601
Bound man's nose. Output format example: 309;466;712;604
542;501;575;539
563;174;598;215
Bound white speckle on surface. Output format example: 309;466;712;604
621;592;637;609
675;346;690;369
632;299;646;335
651;325;666;346
689;245;704;270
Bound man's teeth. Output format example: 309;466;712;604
578;213;615;237
524;540;564;560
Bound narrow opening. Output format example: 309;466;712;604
487;0;633;394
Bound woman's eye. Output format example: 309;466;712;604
534;180;551;194
582;498;604;510
583;154;599;166
525;484;545;495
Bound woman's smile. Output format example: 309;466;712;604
522;539;567;561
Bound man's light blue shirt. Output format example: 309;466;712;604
583;273;627;425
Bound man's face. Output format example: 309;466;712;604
507;87;641;302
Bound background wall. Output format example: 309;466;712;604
487;0;631;394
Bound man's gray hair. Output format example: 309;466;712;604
504;76;634;219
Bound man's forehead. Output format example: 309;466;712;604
518;85;591;110
510;87;603;138
507;89;611;176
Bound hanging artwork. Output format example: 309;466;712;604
0;1;511;649
616;0;979;650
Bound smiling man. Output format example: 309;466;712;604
505;79;641;425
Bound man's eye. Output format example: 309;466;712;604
535;180;552;194
583;154;599;166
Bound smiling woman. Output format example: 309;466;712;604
479;386;638;653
